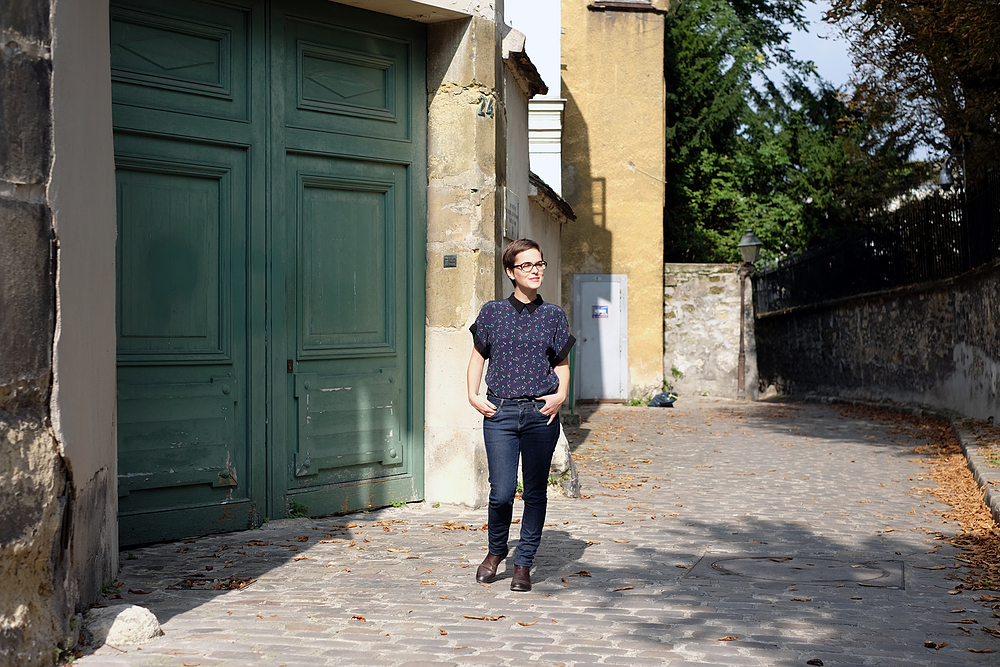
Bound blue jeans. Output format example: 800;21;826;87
483;396;560;567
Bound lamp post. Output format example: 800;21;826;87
939;151;972;269
737;229;763;400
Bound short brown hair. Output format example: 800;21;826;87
502;239;543;283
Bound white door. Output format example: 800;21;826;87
574;274;628;400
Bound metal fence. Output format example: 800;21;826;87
753;174;1000;314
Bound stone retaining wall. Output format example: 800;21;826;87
664;263;757;400
756;259;1000;422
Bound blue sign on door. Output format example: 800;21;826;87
592;305;609;318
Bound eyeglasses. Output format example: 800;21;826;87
514;261;547;272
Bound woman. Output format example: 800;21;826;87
467;238;575;592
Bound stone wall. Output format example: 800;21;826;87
1;1;76;664
756;259;1000;421
663;263;757;400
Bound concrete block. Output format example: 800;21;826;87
0;198;53;386
0;44;52;183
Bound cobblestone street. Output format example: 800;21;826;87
77;399;1000;666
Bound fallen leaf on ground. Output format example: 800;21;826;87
127;589;152;595
182;663;200;666
602;521;624;525
924;641;949;650
612;586;634;592
420;580;436;585
569;570;591;577
790;598;812;602
518;621;536;626
976;595;1000;602
388;548;409;553
293;557;310;561
947;619;978;624
948;589;963;595
439;628;447;635
717;636;737;641
352;615;366;622
968;648;994;653
613;539;630;543
464;615;505;621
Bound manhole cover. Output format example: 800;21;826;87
685;555;904;588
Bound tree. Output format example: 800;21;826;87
826;0;1000;178
663;0;926;263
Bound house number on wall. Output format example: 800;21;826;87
477;93;495;118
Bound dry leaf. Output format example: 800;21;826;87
976;595;1000;602
454;646;468;650
420;580;437;585
612;586;634;592
293;557;310;561
518;621;537;626
946;619;978;624
388;548;409;553
182;663;200;666
463;615;505;621
439;628;447;635
924;641;949;650
127;589;152;595
718;636;738;641
968;648;994;653
790;598;812;602
352;615;366;622
948;589;963;595
613;539;630;543
981;627;1000;638
569;570;592;577
602;521;624;525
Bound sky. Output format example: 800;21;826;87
769;0;854;90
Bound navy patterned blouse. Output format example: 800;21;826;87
470;294;576;399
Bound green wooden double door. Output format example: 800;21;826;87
112;0;426;545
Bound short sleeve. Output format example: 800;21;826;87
547;308;575;366
470;307;491;358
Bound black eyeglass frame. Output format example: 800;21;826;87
513;261;548;272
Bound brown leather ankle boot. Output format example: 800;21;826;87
476;553;504;583
510;565;531;591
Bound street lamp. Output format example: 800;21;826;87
938;151;972;268
737;229;763;400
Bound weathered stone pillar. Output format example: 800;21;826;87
1;2;73;664
424;10;506;506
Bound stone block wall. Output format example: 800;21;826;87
1;2;77;665
664;263;757;400
756;259;1000;421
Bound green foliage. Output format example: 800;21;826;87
663;0;927;262
287;499;308;518
663;365;685;392
390;500;407;507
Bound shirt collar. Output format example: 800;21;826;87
508;293;544;314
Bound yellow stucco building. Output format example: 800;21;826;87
560;0;668;399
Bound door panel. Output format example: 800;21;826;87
297;172;393;356
110;0;251;122
281;14;412;141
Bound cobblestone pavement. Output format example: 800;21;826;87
77;399;1000;666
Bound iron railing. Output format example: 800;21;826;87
753;174;1000;314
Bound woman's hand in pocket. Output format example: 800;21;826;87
470;394;497;417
